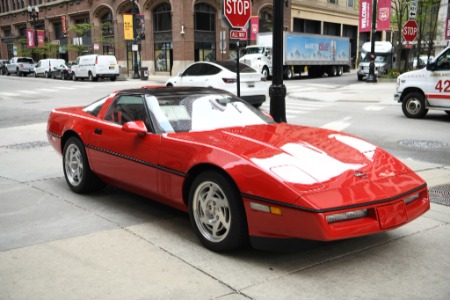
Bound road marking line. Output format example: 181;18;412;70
321;116;352;132
36;88;56;92
364;106;385;111
0;92;20;96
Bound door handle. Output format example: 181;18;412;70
94;128;102;135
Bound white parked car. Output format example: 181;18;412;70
34;58;65;78
71;54;119;81
166;61;267;107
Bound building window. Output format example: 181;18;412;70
347;0;354;8
328;0;338;4
195;3;215;31
259;6;273;33
153;3;172;72
101;11;114;37
194;3;216;62
54;22;63;39
153;3;171;32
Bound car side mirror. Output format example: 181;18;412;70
426;62;436;71
122;120;147;136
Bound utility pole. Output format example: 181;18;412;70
366;0;378;82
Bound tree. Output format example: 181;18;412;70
67;23;91;56
391;0;409;72
415;0;440;65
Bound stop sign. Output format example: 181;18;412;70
224;0;251;28
403;20;418;42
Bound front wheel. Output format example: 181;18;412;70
189;171;248;252
72;73;78;81
261;67;269;79
284;68;294;80
63;137;105;193
402;92;428;119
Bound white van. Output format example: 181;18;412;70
394;46;450;118
71;54;119;81
34;59;65;78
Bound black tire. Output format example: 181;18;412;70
72;73;78;81
88;72;94;81
337;66;343;76
63;137;105;193
357;75;364;81
285;68;294;80
402;92;428;119
166;83;174;87
45;71;49;78
61;73;65;80
445;111;450;116
262;67;269;79
110;76;116;82
189;171;248;252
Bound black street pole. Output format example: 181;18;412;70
366;0;378;83
28;5;39;52
269;0;287;123
132;0;140;79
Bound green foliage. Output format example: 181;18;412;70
69;23;91;37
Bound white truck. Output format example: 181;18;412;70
240;32;351;79
5;57;36;77
357;41;393;81
394;46;450;118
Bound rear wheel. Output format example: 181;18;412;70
63;137;105;193
72;73;78;81
88;72;94;81
110;76;116;82
402;92;428;119
61;73;65;80
284;68;294;80
189;171;247;252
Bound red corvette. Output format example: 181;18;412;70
47;86;430;252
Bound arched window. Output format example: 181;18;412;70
101;11;114;55
153;3;172;72
259;7;273;33
101;11;114;37
194;3;216;62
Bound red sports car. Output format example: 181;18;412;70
47;86;430;252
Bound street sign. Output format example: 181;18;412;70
402;20;418;42
409;0;418;20
224;0;251;28
230;29;247;40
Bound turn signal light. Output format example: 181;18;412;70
222;78;236;83
250;202;282;215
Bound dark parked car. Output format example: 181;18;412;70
51;64;72;80
0;59;9;75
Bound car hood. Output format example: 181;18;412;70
171;123;423;209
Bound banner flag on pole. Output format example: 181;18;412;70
359;0;372;32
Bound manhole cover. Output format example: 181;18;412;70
398;139;446;149
429;184;450;206
2;141;49;151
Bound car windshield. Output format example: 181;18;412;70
245;47;265;55
145;93;274;133
361;55;387;63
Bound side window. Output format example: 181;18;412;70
202;64;221;75
183;64;202;76
105;95;151;130
436;50;450;71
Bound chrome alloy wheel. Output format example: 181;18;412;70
64;143;84;187
405;98;422;115
192;181;231;243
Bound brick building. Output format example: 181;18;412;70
0;0;359;76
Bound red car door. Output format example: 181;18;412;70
87;94;161;200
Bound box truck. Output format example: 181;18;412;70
240;32;351;79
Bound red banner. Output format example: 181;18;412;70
446;17;450;40
37;30;45;48
359;0;372;32
377;0;391;31
250;16;259;41
62;15;67;35
27;29;35;48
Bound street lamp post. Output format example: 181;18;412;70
269;0;287;123
366;0;378;83
131;0;140;79
27;5;39;49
